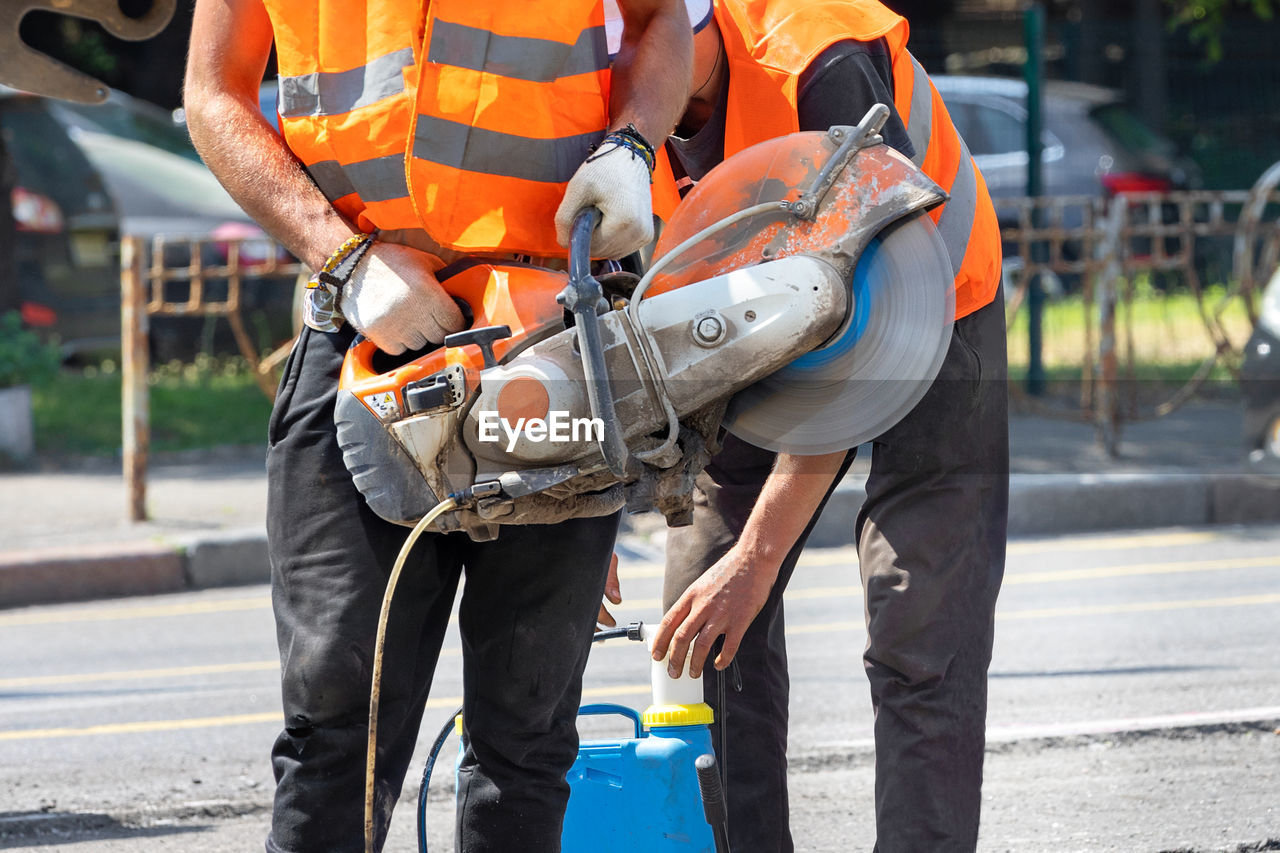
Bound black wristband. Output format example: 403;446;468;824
588;122;657;177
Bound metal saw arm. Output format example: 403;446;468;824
0;0;175;103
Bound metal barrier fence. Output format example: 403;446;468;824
1000;177;1280;454
120;234;305;521
117;175;1280;519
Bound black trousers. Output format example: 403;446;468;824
664;292;1009;853
265;327;619;853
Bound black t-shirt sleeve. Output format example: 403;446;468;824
796;38;915;160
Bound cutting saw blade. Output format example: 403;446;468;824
722;214;955;455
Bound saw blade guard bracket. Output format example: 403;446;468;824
787;104;894;221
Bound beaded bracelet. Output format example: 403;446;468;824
587;122;657;180
302;232;376;333
314;232;375;285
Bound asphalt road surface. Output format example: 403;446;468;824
2;523;1278;852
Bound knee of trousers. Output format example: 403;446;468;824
863;616;966;693
279;635;375;730
864;621;994;714
464;716;580;789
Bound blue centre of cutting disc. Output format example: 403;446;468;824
789;236;880;371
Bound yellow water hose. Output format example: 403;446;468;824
365;496;459;853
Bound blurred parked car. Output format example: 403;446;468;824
1241;263;1280;460
933;76;1201;209
933;76;1209;291
1;85;294;360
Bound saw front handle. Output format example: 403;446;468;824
558;207;634;479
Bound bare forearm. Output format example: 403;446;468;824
653;451;846;676
184;0;355;271
612;0;693;145
187;100;354;270
739;451;846;566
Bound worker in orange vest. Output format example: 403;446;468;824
183;1;691;850
642;1;1009;850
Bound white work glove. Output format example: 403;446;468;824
555;140;654;259
341;242;465;355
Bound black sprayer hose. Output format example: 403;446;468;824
713;638;743;798
416;705;464;853
717;658;728;796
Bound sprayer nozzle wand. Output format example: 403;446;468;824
593;621;645;643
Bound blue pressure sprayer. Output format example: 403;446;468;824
416;622;731;853
561;621;728;852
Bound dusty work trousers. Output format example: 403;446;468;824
265;327;619;853
665;291;1009;853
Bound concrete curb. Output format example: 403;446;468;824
1005;473;1213;537
808;471;1280;547
0;528;273;609
176;527;271;589
1208;473;1280;524
2;472;1279;610
0;540;187;608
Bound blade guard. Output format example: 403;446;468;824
646;121;956;455
648;125;948;295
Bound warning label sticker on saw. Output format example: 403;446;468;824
363;391;400;420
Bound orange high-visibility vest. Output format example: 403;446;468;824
714;0;1003;319
263;0;679;256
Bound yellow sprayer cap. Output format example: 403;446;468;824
641;702;715;728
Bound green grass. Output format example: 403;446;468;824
32;356;273;458
25;284;1256;458
1005;283;1255;381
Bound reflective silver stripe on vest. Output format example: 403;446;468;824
278;47;414;118
307;155;409;204
935;136;978;275
902;54;974;274
904;56;933;168
428;20;608;82
413;115;599;183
